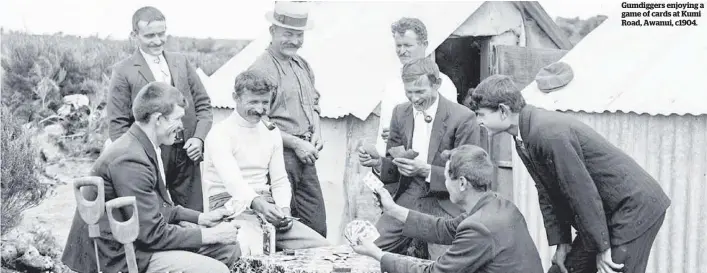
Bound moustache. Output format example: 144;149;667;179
248;110;265;117
283;44;300;49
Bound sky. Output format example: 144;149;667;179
0;0;614;40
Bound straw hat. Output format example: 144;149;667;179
265;1;314;31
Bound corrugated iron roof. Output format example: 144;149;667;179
207;2;567;120
522;8;707;116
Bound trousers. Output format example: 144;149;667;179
283;148;327;237
161;142;204;212
547;213;666;273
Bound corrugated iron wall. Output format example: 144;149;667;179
512;111;707;273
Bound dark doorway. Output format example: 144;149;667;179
434;36;483;104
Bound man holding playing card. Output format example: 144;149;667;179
202;70;329;255
358;57;485;260
353;145;543;273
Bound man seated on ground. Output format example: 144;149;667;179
202;69;330;255
63;82;241;273
353;145;543;273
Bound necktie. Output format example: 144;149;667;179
153;56;171;83
412;111;428;162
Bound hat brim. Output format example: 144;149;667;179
265;11;314;31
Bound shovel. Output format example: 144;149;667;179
72;176;105;273
105;196;140;273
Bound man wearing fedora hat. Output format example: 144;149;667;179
248;1;327;238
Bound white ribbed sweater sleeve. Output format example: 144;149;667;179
268;128;292;209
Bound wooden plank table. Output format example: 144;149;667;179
232;245;433;273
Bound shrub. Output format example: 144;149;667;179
1;107;50;235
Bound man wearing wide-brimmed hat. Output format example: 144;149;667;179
248;1;328;238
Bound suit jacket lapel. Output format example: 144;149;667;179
164;52;181;88
403;104;414;149
133;50;156;83
128;125;174;205
427;97;449;163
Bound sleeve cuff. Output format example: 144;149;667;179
175;207;201;223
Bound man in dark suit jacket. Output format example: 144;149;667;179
470;74;671;273
353;145;543;273
63;82;239;273
106;6;212;211
358;57;486;260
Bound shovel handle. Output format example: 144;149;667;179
124;243;139;273
105;197;140;245
72;177;105;231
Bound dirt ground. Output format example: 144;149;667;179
18;159;94;248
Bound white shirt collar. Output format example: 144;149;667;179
139;48;164;64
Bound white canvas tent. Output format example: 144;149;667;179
203;1;572;245
516;7;707;272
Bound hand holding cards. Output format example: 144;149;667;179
344;220;380;245
388;146;419;159
223;198;249;221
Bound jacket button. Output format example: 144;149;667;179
163;202;168;207
638;220;643;225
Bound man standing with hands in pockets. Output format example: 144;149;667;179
249;1;327;237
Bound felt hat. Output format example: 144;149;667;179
535;62;574;93
265;1;314;31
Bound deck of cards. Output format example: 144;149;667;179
344;220;380;245
388;146;419;159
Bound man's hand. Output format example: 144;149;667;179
381;127;390;142
596;248;624;273
294;139;319;165
351;238;385;261
202;221;240;245
197;208;230;227
251;196;285;225
178;221;199;228
311;133;324;151
391;158;430;177
552;243;572;273
184;138;203;162
373;187;396;213
275;207;294;232
358;146;381;169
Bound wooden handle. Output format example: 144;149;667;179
105;197;140;245
124;243;139;273
72;176;105;226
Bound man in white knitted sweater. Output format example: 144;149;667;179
202;70;329;255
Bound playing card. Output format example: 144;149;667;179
388;146;407;158
357;140;381;159
388;146;420;159
363;172;385;191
